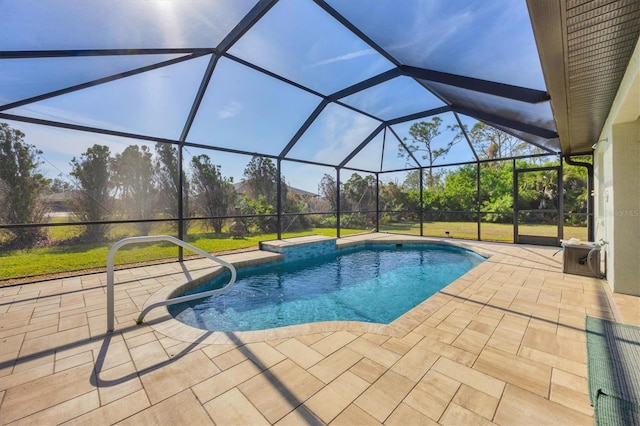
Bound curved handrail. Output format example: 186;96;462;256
107;235;236;332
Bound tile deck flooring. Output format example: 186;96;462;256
1;233;639;425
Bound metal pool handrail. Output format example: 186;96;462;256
106;235;237;332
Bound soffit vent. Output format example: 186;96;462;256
566;0;640;152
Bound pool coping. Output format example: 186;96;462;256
142;234;492;344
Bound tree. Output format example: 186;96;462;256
49;178;73;193
0;123;50;247
467;122;532;160
402;170;421;191
112;144;157;234
401;171;422;215
343;173;376;211
242;156;281;206
318;173;339;211
279;189;312;233
190;154;236;234
154;142;191;235
240;156;288;233
342;173;377;226
563;159;589;225
379;180;408;221
479;161;514;222
401;117;455;187
440;165;477;212
69;144;113;242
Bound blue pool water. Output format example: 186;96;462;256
169;244;484;331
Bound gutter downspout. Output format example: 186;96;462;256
564;155;594;242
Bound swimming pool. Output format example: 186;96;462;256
169;243;484;332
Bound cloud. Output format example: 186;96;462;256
385;2;474;61
217;100;242;119
311;107;380;165
308;48;377;68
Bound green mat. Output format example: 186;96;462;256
586;316;640;425
595;394;640;426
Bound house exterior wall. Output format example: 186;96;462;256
594;37;640;296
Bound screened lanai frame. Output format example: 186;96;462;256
0;0;594;263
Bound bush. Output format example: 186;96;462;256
481;195;513;223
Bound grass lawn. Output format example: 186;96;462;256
0;221;587;282
380;221;587;242
0;226;367;281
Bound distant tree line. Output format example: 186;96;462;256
0;120;588;249
314;158;587;230
0;122;317;248
316;118;587;228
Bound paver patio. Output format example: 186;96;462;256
1;233;639;425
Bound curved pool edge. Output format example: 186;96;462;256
141;235;492;344
338;234;492;260
141;284;460;345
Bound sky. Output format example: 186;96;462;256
0;0;551;193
